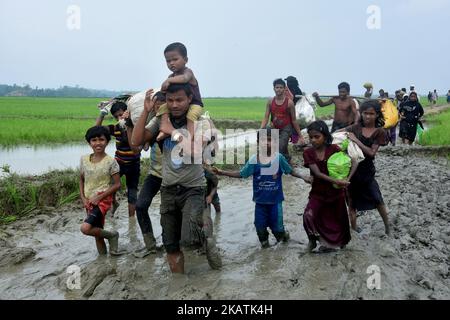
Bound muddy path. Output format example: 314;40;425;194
0;148;449;300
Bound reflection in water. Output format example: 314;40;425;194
0;131;258;176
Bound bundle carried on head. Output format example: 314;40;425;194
126;88;161;126
363;82;373;89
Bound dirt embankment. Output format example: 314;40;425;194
0;147;449;300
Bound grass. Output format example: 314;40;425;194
421;109;450;146
0;159;158;225
0;168;80;224
0;118;94;146
0;96;447;146
0;97;102;119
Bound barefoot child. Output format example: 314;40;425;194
156;42;203;143
345;100;390;235
303;121;356;252
214;128;310;248
79;126;122;255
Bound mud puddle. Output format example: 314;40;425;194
0;148;449;300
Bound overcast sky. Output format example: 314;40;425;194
1;0;449;97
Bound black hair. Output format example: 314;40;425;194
85;126;111;143
359;100;385;128
401;88;407;93
257;127;272;142
273;78;286;88
166;83;193;97
110;101;127;115
164;42;188;58
285;76;299;87
307;120;333;145
153;91;166;102
338;82;350;92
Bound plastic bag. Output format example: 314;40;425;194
416;122;424;144
381;99;399;129
331;132;365;163
295;95;316;127
327;151;351;189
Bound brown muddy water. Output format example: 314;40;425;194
0;147;449;300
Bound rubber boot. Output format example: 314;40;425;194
100;229;123;256
133;232;162;258
274;231;290;243
167;252;185;274
205;237;222;270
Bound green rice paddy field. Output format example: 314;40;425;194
0;96;447;146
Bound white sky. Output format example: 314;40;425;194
1;0;449;96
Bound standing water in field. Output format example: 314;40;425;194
0;148;449;300
0;131;257;176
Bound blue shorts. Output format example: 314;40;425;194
254;202;285;233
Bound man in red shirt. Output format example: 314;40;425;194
261;78;305;162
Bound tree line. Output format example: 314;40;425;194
0;84;124;98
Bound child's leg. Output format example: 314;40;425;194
81;223;108;254
377;204;390;235
348;206;359;232
212;193;221;214
157;112;174;141
186;105;203;142
81;207;122;255
254;204;270;247
154;103;173;141
95;236;107;255
269;203;289;242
